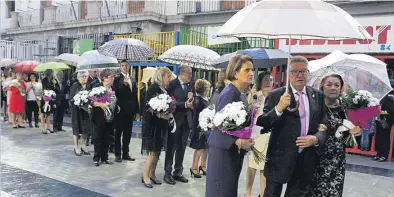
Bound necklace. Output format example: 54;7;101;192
325;103;337;120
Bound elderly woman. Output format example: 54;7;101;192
141;67;173;188
25;73;42;128
40;69;60;134
91;69;117;167
189;79;211;178
206;55;255;197
8;72;27;128
70;71;92;156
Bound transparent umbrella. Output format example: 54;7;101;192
307;51;392;101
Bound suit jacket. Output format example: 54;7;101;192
166;78;191;127
113;74;139;114
256;86;327;184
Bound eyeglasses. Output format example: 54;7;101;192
290;70;309;76
81;75;88;78
262;78;273;82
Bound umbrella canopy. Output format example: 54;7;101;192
34;62;70;72
98;38;154;60
216;0;373;40
213;48;289;68
13;61;40;73
0;59;16;68
141;67;176;84
307;51;391;101
77;50;119;71
158;45;220;70
54;53;82;67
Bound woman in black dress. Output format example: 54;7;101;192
141;67;173;188
40;69;60;134
91;69;117;167
189;79;211;178
69;71;92;156
310;74;361;197
206;55;255;197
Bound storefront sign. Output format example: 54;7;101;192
278;15;393;53
73;39;93;55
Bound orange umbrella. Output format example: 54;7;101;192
13;61;40;73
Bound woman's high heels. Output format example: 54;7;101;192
199;166;207;175
81;148;91;155
150;177;162;185
190;168;202;178
74;149;82;156
141;176;153;188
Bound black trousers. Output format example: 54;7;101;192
375;122;391;158
93;121;114;162
54;99;66;129
164;120;189;175
264;153;311;197
26;101;39;124
114;113;135;157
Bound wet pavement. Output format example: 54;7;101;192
1;117;394;197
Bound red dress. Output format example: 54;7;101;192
8;81;26;113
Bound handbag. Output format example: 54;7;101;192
377;116;389;129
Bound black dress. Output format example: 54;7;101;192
189;95;209;150
310;106;348;197
141;83;169;155
40;78;60;115
69;81;92;136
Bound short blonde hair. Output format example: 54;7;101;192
226;54;253;81
151;67;172;87
194;79;211;95
289;56;308;66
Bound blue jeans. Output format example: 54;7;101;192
360;119;373;149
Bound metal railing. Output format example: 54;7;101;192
0;39;57;62
177;0;258;14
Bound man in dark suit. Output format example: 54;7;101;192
113;60;139;162
164;65;194;185
87;70;97;85
53;71;69;132
256;56;327;197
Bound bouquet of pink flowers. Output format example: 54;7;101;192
213;101;265;164
88;87;117;121
42;90;56;113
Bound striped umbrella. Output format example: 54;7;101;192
97;38;154;60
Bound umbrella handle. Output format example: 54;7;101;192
285;36;299;112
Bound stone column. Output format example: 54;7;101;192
42;6;57;24
10;12;19;28
86;1;102;19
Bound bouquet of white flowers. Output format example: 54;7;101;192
198;105;215;137
214;101;265;164
42;90;56;113
73;90;90;112
147;93;177;133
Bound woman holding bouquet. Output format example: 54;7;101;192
91;69;117;166
206;54;255;197
245;71;273;197
141;67;173;188
8;72;27;128
25;73;42;128
40;69;60;134
70;71;92;156
189;79;211;178
309;73;361;197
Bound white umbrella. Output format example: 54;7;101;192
98;38;154;60
307;50;391;100
54;53;82;67
158;45;220;70
0;59;16;68
76;50;119;71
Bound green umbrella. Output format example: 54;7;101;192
34;62;70;72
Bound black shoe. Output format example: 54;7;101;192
94;161;100;167
115;156;122;163
29;123;33;128
48;129;54;133
199;166;206;175
163;174;176;185
173;174;188;183
74;149;82;156
80;148;91;155
372;156;380;161
142;176;153;188
150;177;162;185
101;160;113;165
12;125;17;129
58;127;64;131
122;154;135;161
190;168;202;178
17;125;25;128
41;130;47;134
35;123;39;128
378;157;387;162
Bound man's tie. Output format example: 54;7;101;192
296;91;307;153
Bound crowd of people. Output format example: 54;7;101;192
1;54;393;197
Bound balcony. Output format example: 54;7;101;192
177;0;258;14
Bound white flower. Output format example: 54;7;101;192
199;107;215;131
148;94;172;113
368;98;380;107
213;101;249;128
43;90;56;98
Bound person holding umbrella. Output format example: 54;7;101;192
113;60;139;162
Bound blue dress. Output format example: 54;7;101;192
206;84;247;197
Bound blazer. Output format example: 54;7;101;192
113;74;139;114
166;78;192;127
256;86;327;184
